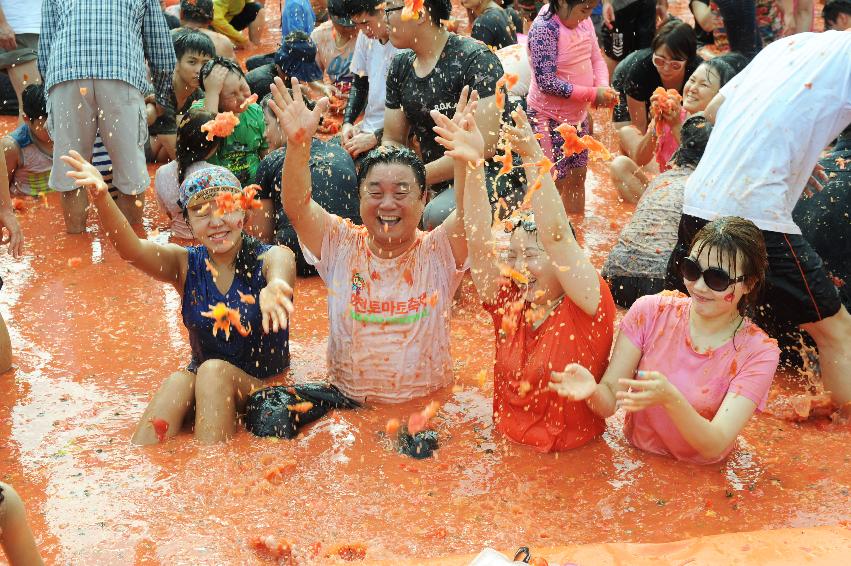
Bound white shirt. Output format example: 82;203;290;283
302;215;467;404
349;32;398;134
683;31;851;234
0;0;42;34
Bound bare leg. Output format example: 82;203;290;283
801;307;851;406
556;167;587;214
248;8;266;44
0;482;45;566
193;359;265;444
148;134;176;163
608;155;649;203
616;124;645;161
115;193;144;226
131;370;197;445
0;312;10;373
60;189;89;234
7;61;41;121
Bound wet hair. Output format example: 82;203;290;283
356;146;427;197
671;115;712;168
340;0;383;16
176;109;221;184
713;52;748;75
689;217;768;317
422;0;452;25
545;0;593;20
199;56;246;91
180;0;214;23
824;0;851;25
172;28;215;60
696;57;739;89
21;83;47;121
651;20;697;62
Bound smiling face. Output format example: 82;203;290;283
506;229;561;304
186;198;246;254
384;2;418;49
684;241;751;319
351;10;389;41
359;162;425;249
176;51;212;89
218;72;252;114
682;63;722;113
652;45;687;83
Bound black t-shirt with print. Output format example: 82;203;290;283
255;139;361;275
472;7;518;50
623;48;703;111
385;33;503;191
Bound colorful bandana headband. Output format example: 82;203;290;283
178;166;242;210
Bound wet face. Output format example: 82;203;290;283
560;1;596;29
176;51;212;89
652;45;687;82
351;10;389;41
25;116;52;144
218;72;251;114
683;242;751;319
359;162;425;248
384;2;417;49
683;63;721;113
506;229;560;304
186;197;246;254
263;107;286;150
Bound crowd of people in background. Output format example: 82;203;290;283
0;0;849;562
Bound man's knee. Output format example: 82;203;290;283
801;306;851;346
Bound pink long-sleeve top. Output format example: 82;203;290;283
526;12;608;125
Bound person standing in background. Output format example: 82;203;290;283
0;0;42;120
38;0;176;233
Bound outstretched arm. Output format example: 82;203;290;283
60;151;186;286
503;108;601;316
268;77;332;260
259;245;296;334
0;146;22;259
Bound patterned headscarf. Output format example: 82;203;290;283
178;166;242;210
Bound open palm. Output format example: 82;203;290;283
431;86;484;163
549;363;597;401
268;77;329;144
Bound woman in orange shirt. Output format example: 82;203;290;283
432;92;615;452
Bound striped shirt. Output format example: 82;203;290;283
38;0;176;110
92;136;118;198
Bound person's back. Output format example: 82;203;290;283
683;31;851;234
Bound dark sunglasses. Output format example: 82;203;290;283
680;256;746;292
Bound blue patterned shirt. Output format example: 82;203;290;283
38;0;176;110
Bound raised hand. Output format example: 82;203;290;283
548;363;597;401
259;277;294;333
431;86;484;163
502;106;545;160
616;370;677;412
60;150;108;197
268;77;330;146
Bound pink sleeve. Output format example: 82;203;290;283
727;341;780;411
589;24;609;87
618;294;659;351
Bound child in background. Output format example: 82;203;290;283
62;154;296;445
550;217;780;464
2;85;117;201
433;92;616;452
146;29;216;163
155;109;221;240
526;0;615;214
193;57;267;184
0;483;44;566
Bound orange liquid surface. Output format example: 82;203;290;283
2;2;848;565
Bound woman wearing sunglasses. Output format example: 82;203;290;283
550;217;780;464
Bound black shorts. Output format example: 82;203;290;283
601;0;656;61
230;2;262;31
665;214;843;327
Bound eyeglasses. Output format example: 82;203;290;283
383;5;404;18
652;54;686;71
680;256;746;292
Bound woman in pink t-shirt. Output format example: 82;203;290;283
526;1;616;214
550;217;780;464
